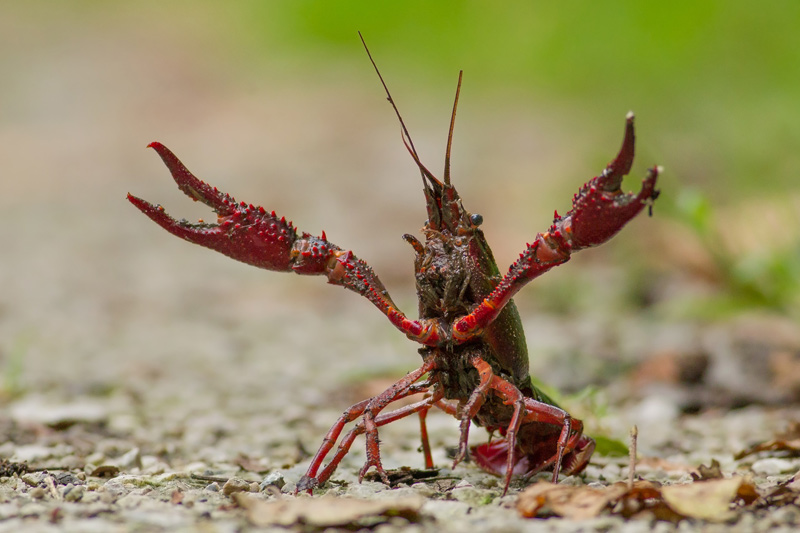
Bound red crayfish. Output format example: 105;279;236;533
128;43;659;495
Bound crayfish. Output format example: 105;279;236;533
128;41;659;495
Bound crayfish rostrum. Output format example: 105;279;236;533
128;43;659;495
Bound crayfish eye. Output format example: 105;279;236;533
470;213;483;226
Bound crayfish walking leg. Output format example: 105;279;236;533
465;357;587;495
297;359;437;491
312;390;445;488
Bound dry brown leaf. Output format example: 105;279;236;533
517;481;657;520
692;459;724;481
233;494;424;527
519;477;760;523
517;482;617;519
611;480;671;519
736;478;760;505
761;474;800;507
615;480;664;502
516;482;557;517
661;477;753;522
735;421;800;460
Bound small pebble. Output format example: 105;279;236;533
752;458;793;476
410;482;435;497
29;487;46;500
260;471;285;490
249;482;260;493
116;447;143;470
56;472;83;486
222;477;250;496
205;483;220;492
451;486;493;506
64;485;85;502
20;474;40;487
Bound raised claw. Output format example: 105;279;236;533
562;113;660;250
127;142;299;271
129;143;448;348
451;113;659;345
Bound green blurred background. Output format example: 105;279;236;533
2;0;798;321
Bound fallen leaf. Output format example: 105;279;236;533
611;480;671;520
692;459;724;481
518;477;759;523
761;475;800;507
661;477;754;522
233;494;424;527
735;421;800;460
518;482;630;520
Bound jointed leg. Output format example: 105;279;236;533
451;356;494;467
357;359;437;482
468;357;526;494
418;406;433;469
297;359;436;491
516;401;586;479
315;388;445;486
468;356;587;494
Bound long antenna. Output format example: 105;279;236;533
443;71;463;186
358;32;442;190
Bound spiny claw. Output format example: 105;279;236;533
561;113;660;250
148;141;231;212
596;111;635;191
127;142;300;271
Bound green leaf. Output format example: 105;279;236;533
592;435;629;457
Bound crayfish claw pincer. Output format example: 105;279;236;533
565;114;660;250
128;143;301;272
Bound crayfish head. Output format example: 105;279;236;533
422;178;484;237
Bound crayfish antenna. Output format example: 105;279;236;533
443;70;463;186
358;31;442;196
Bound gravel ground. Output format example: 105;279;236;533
3;6;800;532
2;246;799;533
